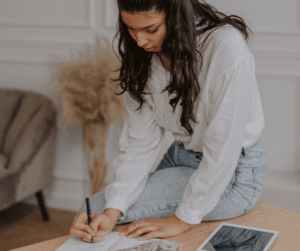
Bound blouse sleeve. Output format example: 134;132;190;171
175;58;252;224
104;91;165;219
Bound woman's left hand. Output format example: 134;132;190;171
119;215;191;241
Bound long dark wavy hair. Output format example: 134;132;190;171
112;0;253;136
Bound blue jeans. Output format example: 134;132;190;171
73;137;267;224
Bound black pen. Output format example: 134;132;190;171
86;197;94;243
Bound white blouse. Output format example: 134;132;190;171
104;24;265;224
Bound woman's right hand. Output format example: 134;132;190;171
69;212;114;243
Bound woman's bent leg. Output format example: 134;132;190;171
119;135;266;224
72;137;267;225
72;166;198;225
116;166;197;224
116;140;203;224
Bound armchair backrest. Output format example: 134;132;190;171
0;89;57;180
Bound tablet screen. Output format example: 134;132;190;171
198;223;279;251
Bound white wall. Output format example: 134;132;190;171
0;0;299;213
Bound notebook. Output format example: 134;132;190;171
55;231;182;251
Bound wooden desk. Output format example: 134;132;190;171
11;200;300;251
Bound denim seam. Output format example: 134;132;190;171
223;183;236;198
150;204;179;213
122;205;180;222
223;164;240;198
157;142;177;170
162;153;176;170
120;205;180;224
245;188;257;213
244;168;257;213
239;153;265;164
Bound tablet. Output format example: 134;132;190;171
197;222;279;251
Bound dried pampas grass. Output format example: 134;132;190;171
48;35;126;128
48;36;127;194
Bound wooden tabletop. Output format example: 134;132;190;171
11;200;300;251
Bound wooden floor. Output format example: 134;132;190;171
0;202;77;251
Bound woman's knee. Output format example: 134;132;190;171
117;167;195;223
145;167;196;198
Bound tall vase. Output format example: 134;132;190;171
82;121;108;196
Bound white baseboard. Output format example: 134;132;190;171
23;188;85;213
22;180;90;213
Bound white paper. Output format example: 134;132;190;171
55;231;160;251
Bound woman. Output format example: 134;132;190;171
70;0;267;243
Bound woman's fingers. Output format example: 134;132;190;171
138;231;161;241
70;228;105;243
70;212;114;243
77;211;89;223
90;214;111;233
70;228;94;240
127;226;157;239
82;235;105;243
137;228;178;241
71;222;94;235
120;220;149;236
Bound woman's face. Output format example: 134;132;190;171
121;9;167;52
